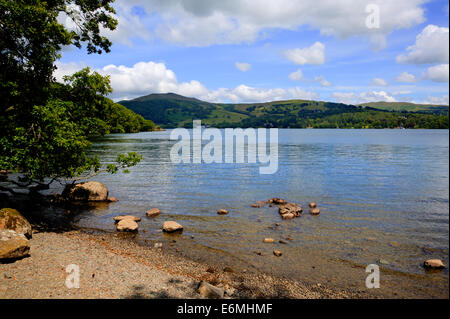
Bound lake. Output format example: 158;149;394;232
74;129;449;298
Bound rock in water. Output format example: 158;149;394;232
0;229;30;260
198;281;224;299
108;197;119;202
116;219;139;232
217;209;229;215
310;208;320;215
63;181;108;202
273;250;282;257
309;202;317;208
279;203;303;217
0;208;32;239
162;221;183;233
113;215;141;223
263;238;275;243
269;198;287;205
424;259;445;269
146;208;161;217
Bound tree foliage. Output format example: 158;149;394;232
0;1;153;195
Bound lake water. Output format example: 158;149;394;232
74;129;449;298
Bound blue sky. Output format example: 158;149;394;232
56;0;449;105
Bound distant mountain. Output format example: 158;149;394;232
358;101;449;114
118;93;449;129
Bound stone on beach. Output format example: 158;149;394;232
424;259;445;269
63;181;109;202
116;219;139;232
282;213;295;219
310;208;320;215
0;208;32;239
113;215;141;223
217;209;229;215
163;221;183;233
198;281;224;299
146;208;161;217
263;238;275;243
0;229;30;260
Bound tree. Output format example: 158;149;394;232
0;0;144;196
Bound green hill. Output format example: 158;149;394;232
359;101;449;114
118;93;449;129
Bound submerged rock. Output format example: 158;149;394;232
0;229;30;260
217;209;229;215
310;208;320;215
146;208;161;217
309;202;317;208
424;259;445;269
108;196;119;202
0;208;32;239
269;198;287;205
113;215;141;223
273;250;282;257
63;181;109;202
279;203;303;217
162;221;183;233
116;219;139;232
198;281;224;299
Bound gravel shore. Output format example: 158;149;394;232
0;230;361;299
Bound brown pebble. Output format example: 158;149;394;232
264;238;275;243
275;223;280;226
206;267;215;273
310;208;320;215
223;267;234;273
217;209;229;215
286;236;293;241
309;202;317;208
255;251;265;256
273;250;282;257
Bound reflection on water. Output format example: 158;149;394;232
68;129;448;297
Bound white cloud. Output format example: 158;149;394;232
284;42;325;65
332;90;396;104
235;62;252;72
288;69;304;81
396;25;449;64
112;0;426;47
419;94;449;105
424;64;449;83
314;75;332;87
54;60;318;103
395;72;417;83
54;62;86;82
370;78;388;86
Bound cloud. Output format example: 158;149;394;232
370;78;388;86
419;94;449;105
395;72;417;83
235;62;252;72
284;42;325;65
424;64;449;83
288;69;304;81
111;0;426;47
332;90;396;104
396;25;449;64
54;60;318;103
314;75;332;87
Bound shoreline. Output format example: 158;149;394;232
1;228;364;299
